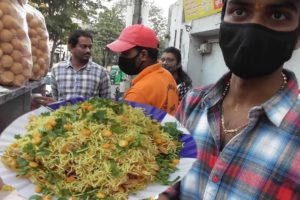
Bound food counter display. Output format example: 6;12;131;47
0;79;45;133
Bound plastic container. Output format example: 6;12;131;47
25;4;50;81
0;0;32;87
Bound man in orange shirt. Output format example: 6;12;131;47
107;25;179;115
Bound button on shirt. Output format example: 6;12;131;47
51;60;111;101
172;69;300;199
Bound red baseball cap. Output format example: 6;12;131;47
106;24;159;53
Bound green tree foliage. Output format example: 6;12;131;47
28;0;109;68
92;4;125;67
147;1;168;51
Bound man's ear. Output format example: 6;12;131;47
67;44;72;51
140;49;148;61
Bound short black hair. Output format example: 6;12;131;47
68;30;93;48
162;47;182;64
135;46;159;61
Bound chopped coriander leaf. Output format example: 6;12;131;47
22;143;35;156
16;157;30;176
58;198;68;200
90;110;106;122
70;104;80;111
161;122;183;140
41;186;50;194
155;154;179;185
14;134;22;139
45;172;60;184
40;112;50;117
111;104;124;114
29;195;43;200
110;125;124;134
110;160;123;177
36;148;51;156
59;188;71;198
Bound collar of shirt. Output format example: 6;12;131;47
65;59;92;71
202;69;299;128
131;63;163;85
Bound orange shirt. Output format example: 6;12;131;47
124;63;179;115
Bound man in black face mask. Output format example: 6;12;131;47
106;25;179;115
159;0;300;199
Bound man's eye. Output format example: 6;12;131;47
233;9;246;16
79;45;92;49
271;12;287;20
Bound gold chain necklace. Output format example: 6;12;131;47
221;72;288;134
221;107;248;134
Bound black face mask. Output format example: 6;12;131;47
163;64;178;74
118;52;141;75
219;22;299;79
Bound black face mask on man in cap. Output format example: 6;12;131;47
118;51;142;75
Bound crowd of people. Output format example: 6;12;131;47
33;0;300;199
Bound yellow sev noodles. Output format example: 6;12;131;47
1;98;182;199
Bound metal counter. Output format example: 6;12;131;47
0;80;46;133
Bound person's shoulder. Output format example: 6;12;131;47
89;62;108;72
152;67;175;82
193;85;213;93
89;61;101;67
52;60;68;69
182;84;214;105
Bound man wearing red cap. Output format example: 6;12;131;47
107;24;179;115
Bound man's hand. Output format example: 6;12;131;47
157;193;170;200
31;96;55;110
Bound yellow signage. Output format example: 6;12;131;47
183;0;223;22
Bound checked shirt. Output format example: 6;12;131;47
51;60;111;101
170;69;300;200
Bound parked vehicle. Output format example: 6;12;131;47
44;72;52;97
110;65;126;85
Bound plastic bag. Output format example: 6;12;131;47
25;4;50;81
19;0;28;5
0;0;32;87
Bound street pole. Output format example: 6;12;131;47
119;0;143;96
132;0;142;24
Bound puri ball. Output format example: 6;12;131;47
1;55;13;68
0;29;13;42
16;28;27;39
11;50;23;62
11;38;23;50
0;2;13;15
0;9;3;18
1;70;14;85
0;42;14;54
37;58;45;66
0;21;3;31
32;64;40;74
38;40;48;50
28;28;37;37
29;18;39;28
11;62;23;74
13;74;26;86
2;15;19;29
